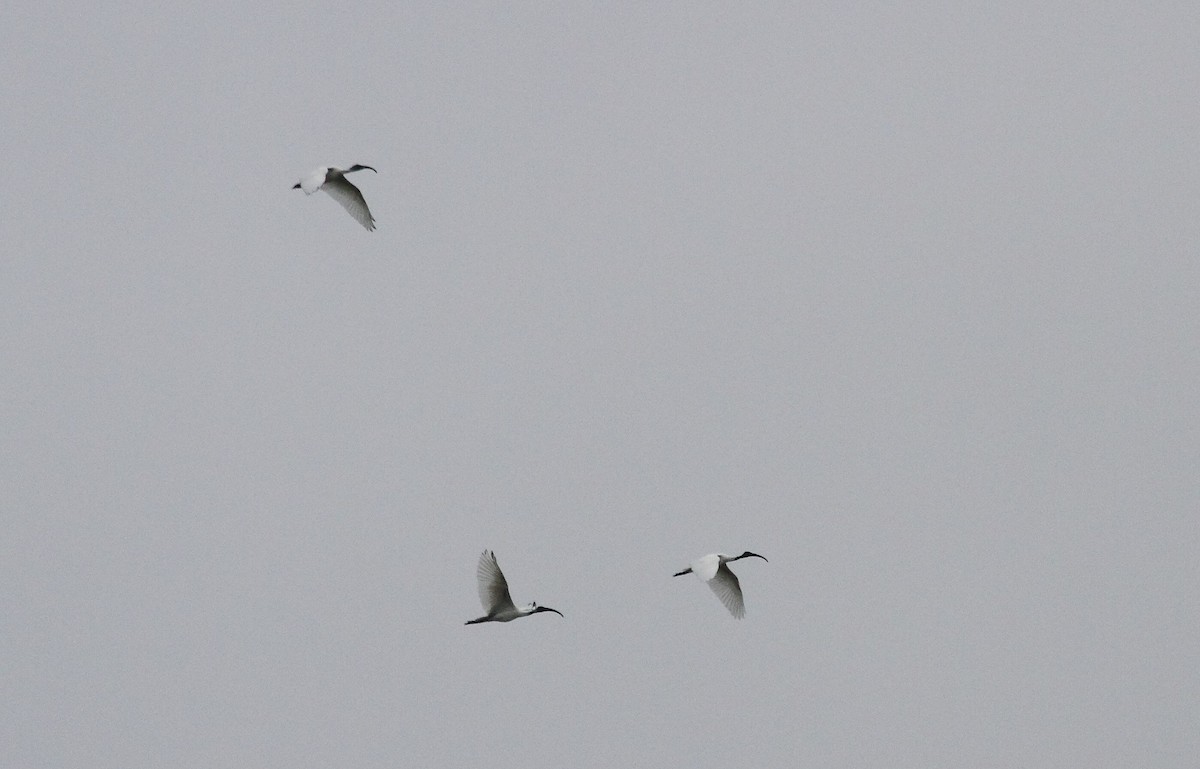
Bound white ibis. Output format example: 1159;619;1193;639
673;551;767;619
465;550;563;625
292;164;377;231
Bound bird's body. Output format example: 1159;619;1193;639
673;551;767;619
292;164;377;231
466;550;563;625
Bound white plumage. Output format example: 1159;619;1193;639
292;164;377;231
674;551;768;619
466;550;563;625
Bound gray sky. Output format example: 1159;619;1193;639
3;3;1197;768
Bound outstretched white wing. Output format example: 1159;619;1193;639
476;550;516;614
298;167;328;194
690;553;721;581
322;175;376;231
706;564;747;619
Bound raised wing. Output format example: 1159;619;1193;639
298;167;329;195
707;565;747;619
322;176;376;231
690;553;721;581
476;550;516;614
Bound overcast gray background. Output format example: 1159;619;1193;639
3;3;1197;768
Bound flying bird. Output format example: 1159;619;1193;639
465;549;563;625
673;551;768;619
292;164;377;231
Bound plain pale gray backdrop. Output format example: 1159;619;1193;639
3;3;1197;768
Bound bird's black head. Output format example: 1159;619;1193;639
531;603;564;618
292;182;301;189
739;551;768;563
